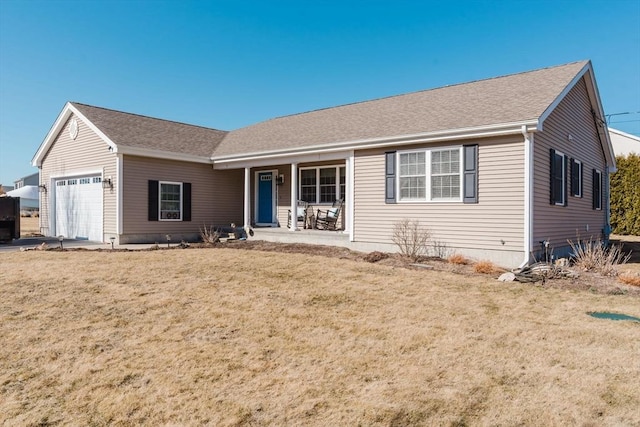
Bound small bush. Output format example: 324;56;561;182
473;260;500;274
392;219;431;261
364;251;389;263
618;271;640;287
431;240;451;259
568;237;630;276
448;254;469;265
200;225;220;245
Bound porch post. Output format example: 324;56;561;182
244;167;251;228
347;152;355;241
290;163;298;231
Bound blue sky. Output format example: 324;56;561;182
1;0;639;186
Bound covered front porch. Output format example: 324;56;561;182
251;226;350;248
214;150;355;241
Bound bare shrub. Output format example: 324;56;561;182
618;271;640;287
448;253;469;265
473;260;500;275
568;238;631;276
364;251;389;263
430;240;451;259
392;219;431;261
200;225;220;245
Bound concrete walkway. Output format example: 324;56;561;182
0;237;160;253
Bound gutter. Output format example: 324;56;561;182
212;120;539;166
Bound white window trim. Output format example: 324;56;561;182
159;181;183;221
397;146;463;203
572;159;582;198
553;150;566;206
298;165;346;205
594;170;603;211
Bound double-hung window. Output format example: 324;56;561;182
148;180;191;222
160;182;182;220
299;166;346;204
399;152;426;200
431;149;461;200
397;147;462;202
571;158;583;198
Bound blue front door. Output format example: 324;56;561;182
257;172;273;224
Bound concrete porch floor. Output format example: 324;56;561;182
251;226;350;248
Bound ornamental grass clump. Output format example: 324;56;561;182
473;260;501;275
568;237;630;276
618;271;640;287
199;224;220;245
448;253;469;265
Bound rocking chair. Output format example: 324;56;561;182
315;198;343;230
287;200;311;229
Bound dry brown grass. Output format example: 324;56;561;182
447;253;469;265
619;271;640;287
473;259;502;275
1;248;640;426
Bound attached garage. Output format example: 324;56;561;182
54;175;103;241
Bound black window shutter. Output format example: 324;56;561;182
183;182;192;221
564;155;569;206
580;163;584;198
148;180;159;221
550;149;557;205
385;151;396;204
593;169;601;210
550;149;566;206
463;144;478;203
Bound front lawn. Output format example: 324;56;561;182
1;248;638;425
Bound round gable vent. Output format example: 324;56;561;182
69;118;79;140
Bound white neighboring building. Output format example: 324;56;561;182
609;128;640;157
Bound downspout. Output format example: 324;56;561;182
243;167;251;229
519;126;534;268
116;154;123;241
604;165;611;243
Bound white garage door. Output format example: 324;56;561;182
55;176;103;241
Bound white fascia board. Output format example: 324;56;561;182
538;61;617;172
213;149;354;169
32;103;118;167
117;146;212;164
609;127;640;142
212;120;538;169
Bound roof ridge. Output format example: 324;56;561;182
70;102;228;133
256;60;589;124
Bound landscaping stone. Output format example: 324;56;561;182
498;272;516;282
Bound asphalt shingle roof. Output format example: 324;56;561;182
214;61;588;158
70;61;589;160
71;103;228;158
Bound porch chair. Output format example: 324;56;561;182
315;198;343;230
287;200;311;229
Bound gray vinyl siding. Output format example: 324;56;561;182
39;114;116;240
354;136;525;254
533;77;607;250
121;156;243;239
